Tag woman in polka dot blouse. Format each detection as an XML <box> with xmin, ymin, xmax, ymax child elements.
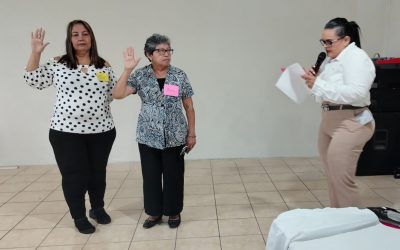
<box><xmin>113</xmin><ymin>34</ymin><xmax>196</xmax><ymax>229</ymax></box>
<box><xmin>24</xmin><ymin>20</ymin><xmax>116</xmax><ymax>234</ymax></box>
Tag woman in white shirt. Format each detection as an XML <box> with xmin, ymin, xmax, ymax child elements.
<box><xmin>302</xmin><ymin>18</ymin><xmax>375</xmax><ymax>208</ymax></box>
<box><xmin>24</xmin><ymin>20</ymin><xmax>116</xmax><ymax>234</ymax></box>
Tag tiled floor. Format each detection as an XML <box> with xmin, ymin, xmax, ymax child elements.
<box><xmin>0</xmin><ymin>157</ymin><xmax>399</xmax><ymax>249</ymax></box>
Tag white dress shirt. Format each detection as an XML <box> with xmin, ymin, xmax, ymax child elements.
<box><xmin>312</xmin><ymin>42</ymin><xmax>375</xmax><ymax>107</ymax></box>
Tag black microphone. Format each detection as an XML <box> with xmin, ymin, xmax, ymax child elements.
<box><xmin>312</xmin><ymin>52</ymin><xmax>326</xmax><ymax>74</ymax></box>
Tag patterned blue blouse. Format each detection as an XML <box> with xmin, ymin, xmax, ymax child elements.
<box><xmin>128</xmin><ymin>65</ymin><xmax>194</xmax><ymax>149</ymax></box>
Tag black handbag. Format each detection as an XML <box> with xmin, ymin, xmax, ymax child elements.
<box><xmin>368</xmin><ymin>207</ymin><xmax>400</xmax><ymax>229</ymax></box>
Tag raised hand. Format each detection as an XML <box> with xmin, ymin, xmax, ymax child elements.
<box><xmin>123</xmin><ymin>47</ymin><xmax>140</xmax><ymax>71</ymax></box>
<box><xmin>31</xmin><ymin>28</ymin><xmax>50</xmax><ymax>54</ymax></box>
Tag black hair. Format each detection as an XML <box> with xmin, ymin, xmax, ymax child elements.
<box><xmin>324</xmin><ymin>17</ymin><xmax>361</xmax><ymax>48</ymax></box>
<box><xmin>144</xmin><ymin>34</ymin><xmax>171</xmax><ymax>61</ymax></box>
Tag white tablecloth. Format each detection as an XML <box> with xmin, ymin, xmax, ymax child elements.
<box><xmin>288</xmin><ymin>223</ymin><xmax>400</xmax><ymax>250</ymax></box>
<box><xmin>266</xmin><ymin>207</ymin><xmax>382</xmax><ymax>250</ymax></box>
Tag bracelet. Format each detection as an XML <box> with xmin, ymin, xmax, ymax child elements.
<box><xmin>187</xmin><ymin>135</ymin><xmax>196</xmax><ymax>138</ymax></box>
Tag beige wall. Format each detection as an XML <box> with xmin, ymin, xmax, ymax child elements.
<box><xmin>0</xmin><ymin>0</ymin><xmax>393</xmax><ymax>166</ymax></box>
<box><xmin>382</xmin><ymin>0</ymin><xmax>400</xmax><ymax>56</ymax></box>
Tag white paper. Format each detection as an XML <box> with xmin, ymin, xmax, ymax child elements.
<box><xmin>355</xmin><ymin>109</ymin><xmax>374</xmax><ymax>125</ymax></box>
<box><xmin>275</xmin><ymin>63</ymin><xmax>311</xmax><ymax>104</ymax></box>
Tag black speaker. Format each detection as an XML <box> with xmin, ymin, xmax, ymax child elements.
<box><xmin>374</xmin><ymin>63</ymin><xmax>400</xmax><ymax>87</ymax></box>
<box><xmin>369</xmin><ymin>88</ymin><xmax>400</xmax><ymax>112</ymax></box>
<box><xmin>356</xmin><ymin>112</ymin><xmax>400</xmax><ymax>176</ymax></box>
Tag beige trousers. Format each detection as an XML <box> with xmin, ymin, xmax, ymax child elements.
<box><xmin>318</xmin><ymin>108</ymin><xmax>375</xmax><ymax>208</ymax></box>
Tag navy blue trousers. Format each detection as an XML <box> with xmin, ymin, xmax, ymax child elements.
<box><xmin>138</xmin><ymin>143</ymin><xmax>185</xmax><ymax>216</ymax></box>
<box><xmin>49</xmin><ymin>128</ymin><xmax>115</xmax><ymax>219</ymax></box>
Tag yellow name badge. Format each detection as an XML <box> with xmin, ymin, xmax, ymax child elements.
<box><xmin>96</xmin><ymin>72</ymin><xmax>110</xmax><ymax>82</ymax></box>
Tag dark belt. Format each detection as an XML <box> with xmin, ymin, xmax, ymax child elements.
<box><xmin>321</xmin><ymin>104</ymin><xmax>365</xmax><ymax>111</ymax></box>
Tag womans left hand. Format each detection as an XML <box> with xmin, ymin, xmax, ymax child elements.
<box><xmin>186</xmin><ymin>136</ymin><xmax>196</xmax><ymax>151</ymax></box>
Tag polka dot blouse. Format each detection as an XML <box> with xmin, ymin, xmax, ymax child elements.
<box><xmin>23</xmin><ymin>58</ymin><xmax>116</xmax><ymax>134</ymax></box>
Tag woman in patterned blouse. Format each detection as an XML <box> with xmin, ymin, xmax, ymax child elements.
<box><xmin>113</xmin><ymin>34</ymin><xmax>196</xmax><ymax>229</ymax></box>
<box><xmin>24</xmin><ymin>20</ymin><xmax>116</xmax><ymax>234</ymax></box>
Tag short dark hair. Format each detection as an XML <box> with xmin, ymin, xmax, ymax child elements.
<box><xmin>144</xmin><ymin>34</ymin><xmax>171</xmax><ymax>61</ymax></box>
<box><xmin>324</xmin><ymin>17</ymin><xmax>361</xmax><ymax>48</ymax></box>
<box><xmin>58</xmin><ymin>20</ymin><xmax>105</xmax><ymax>69</ymax></box>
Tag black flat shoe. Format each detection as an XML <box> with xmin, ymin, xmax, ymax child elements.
<box><xmin>143</xmin><ymin>216</ymin><xmax>162</xmax><ymax>229</ymax></box>
<box><xmin>89</xmin><ymin>207</ymin><xmax>111</xmax><ymax>224</ymax></box>
<box><xmin>168</xmin><ymin>214</ymin><xmax>181</xmax><ymax>228</ymax></box>
<box><xmin>74</xmin><ymin>217</ymin><xmax>95</xmax><ymax>234</ymax></box>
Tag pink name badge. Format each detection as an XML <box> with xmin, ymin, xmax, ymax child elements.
<box><xmin>163</xmin><ymin>84</ymin><xmax>179</xmax><ymax>97</ymax></box>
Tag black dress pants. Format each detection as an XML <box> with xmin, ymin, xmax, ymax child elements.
<box><xmin>49</xmin><ymin>128</ymin><xmax>116</xmax><ymax>219</ymax></box>
<box><xmin>138</xmin><ymin>143</ymin><xmax>185</xmax><ymax>216</ymax></box>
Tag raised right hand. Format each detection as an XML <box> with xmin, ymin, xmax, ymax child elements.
<box><xmin>31</xmin><ymin>28</ymin><xmax>49</xmax><ymax>54</ymax></box>
<box><xmin>123</xmin><ymin>47</ymin><xmax>141</xmax><ymax>71</ymax></box>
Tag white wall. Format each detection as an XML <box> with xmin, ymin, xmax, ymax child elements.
<box><xmin>0</xmin><ymin>0</ymin><xmax>392</xmax><ymax>166</ymax></box>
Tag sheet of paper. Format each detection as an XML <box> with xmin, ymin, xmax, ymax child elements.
<box><xmin>275</xmin><ymin>63</ymin><xmax>311</xmax><ymax>104</ymax></box>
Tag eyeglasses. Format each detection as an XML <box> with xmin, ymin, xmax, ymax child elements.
<box><xmin>319</xmin><ymin>37</ymin><xmax>344</xmax><ymax>47</ymax></box>
<box><xmin>154</xmin><ymin>48</ymin><xmax>174</xmax><ymax>55</ymax></box>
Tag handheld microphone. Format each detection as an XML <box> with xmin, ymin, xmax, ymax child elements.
<box><xmin>312</xmin><ymin>52</ymin><xmax>326</xmax><ymax>74</ymax></box>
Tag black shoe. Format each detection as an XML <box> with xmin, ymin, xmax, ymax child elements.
<box><xmin>89</xmin><ymin>207</ymin><xmax>112</xmax><ymax>224</ymax></box>
<box><xmin>168</xmin><ymin>214</ymin><xmax>181</xmax><ymax>228</ymax></box>
<box><xmin>143</xmin><ymin>216</ymin><xmax>162</xmax><ymax>229</ymax></box>
<box><xmin>74</xmin><ymin>217</ymin><xmax>95</xmax><ymax>234</ymax></box>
